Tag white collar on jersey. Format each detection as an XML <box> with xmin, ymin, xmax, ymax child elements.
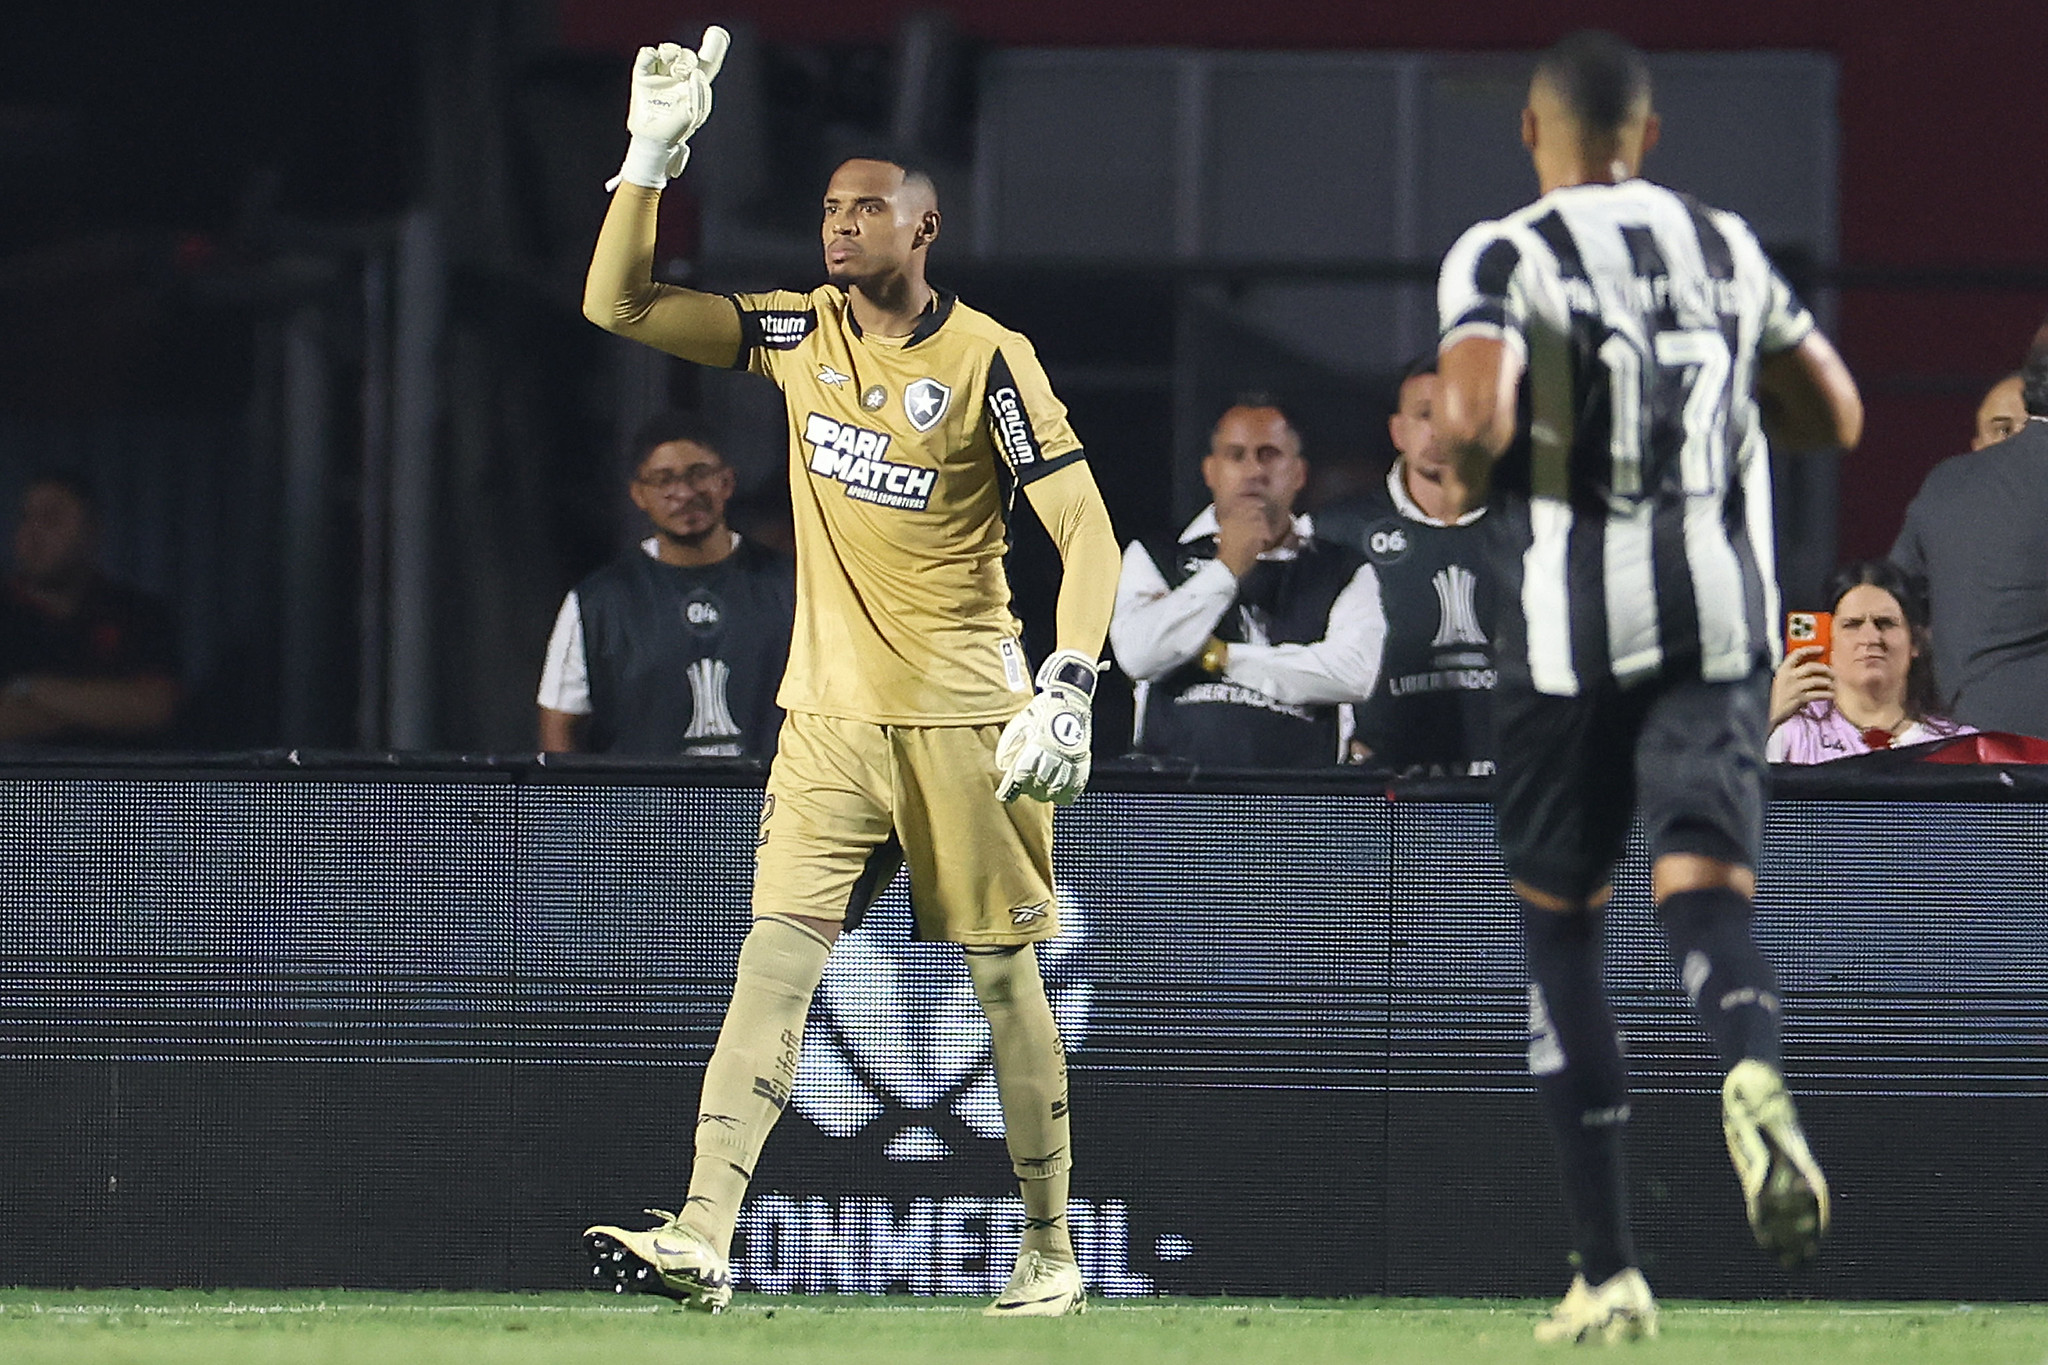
<box><xmin>1180</xmin><ymin>506</ymin><xmax>1315</xmax><ymax>560</ymax></box>
<box><xmin>1387</xmin><ymin>458</ymin><xmax>1487</xmax><ymax>528</ymax></box>
<box><xmin>640</xmin><ymin>531</ymin><xmax>741</xmax><ymax>559</ymax></box>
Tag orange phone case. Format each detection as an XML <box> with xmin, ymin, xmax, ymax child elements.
<box><xmin>1785</xmin><ymin>611</ymin><xmax>1832</xmax><ymax>662</ymax></box>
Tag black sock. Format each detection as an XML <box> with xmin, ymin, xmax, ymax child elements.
<box><xmin>1521</xmin><ymin>899</ymin><xmax>1636</xmax><ymax>1285</ymax></box>
<box><xmin>1658</xmin><ymin>887</ymin><xmax>1783</xmax><ymax>1070</ymax></box>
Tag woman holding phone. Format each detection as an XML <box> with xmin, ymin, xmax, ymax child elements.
<box><xmin>1767</xmin><ymin>560</ymin><xmax>1974</xmax><ymax>763</ymax></box>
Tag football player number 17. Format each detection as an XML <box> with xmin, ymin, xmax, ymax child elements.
<box><xmin>1601</xmin><ymin>328</ymin><xmax>1735</xmax><ymax>499</ymax></box>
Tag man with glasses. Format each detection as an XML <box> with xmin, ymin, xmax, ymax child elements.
<box><xmin>537</xmin><ymin>410</ymin><xmax>795</xmax><ymax>757</ymax></box>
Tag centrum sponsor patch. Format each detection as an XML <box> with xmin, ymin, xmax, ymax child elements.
<box><xmin>802</xmin><ymin>413</ymin><xmax>937</xmax><ymax>510</ymax></box>
<box><xmin>986</xmin><ymin>383</ymin><xmax>1038</xmax><ymax>468</ymax></box>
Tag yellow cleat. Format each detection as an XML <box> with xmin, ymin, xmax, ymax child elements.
<box><xmin>1534</xmin><ymin>1269</ymin><xmax>1658</xmax><ymax>1344</ymax></box>
<box><xmin>582</xmin><ymin>1210</ymin><xmax>732</xmax><ymax>1312</ymax></box>
<box><xmin>984</xmin><ymin>1249</ymin><xmax>1087</xmax><ymax>1317</ymax></box>
<box><xmin>1723</xmin><ymin>1058</ymin><xmax>1831</xmax><ymax>1268</ymax></box>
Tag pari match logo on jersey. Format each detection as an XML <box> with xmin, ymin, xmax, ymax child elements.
<box><xmin>802</xmin><ymin>412</ymin><xmax>938</xmax><ymax>510</ymax></box>
<box><xmin>725</xmin><ymin>886</ymin><xmax>1184</xmax><ymax>1297</ymax></box>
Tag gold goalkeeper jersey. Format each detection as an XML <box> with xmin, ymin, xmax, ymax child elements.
<box><xmin>729</xmin><ymin>285</ymin><xmax>1086</xmax><ymax>725</ymax></box>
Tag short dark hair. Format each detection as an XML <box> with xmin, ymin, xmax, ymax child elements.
<box><xmin>1390</xmin><ymin>353</ymin><xmax>1438</xmax><ymax>414</ymax></box>
<box><xmin>2023</xmin><ymin>344</ymin><xmax>2048</xmax><ymax>418</ymax></box>
<box><xmin>1825</xmin><ymin>559</ymin><xmax>1946</xmax><ymax>721</ymax></box>
<box><xmin>1534</xmin><ymin>30</ymin><xmax>1653</xmax><ymax>139</ymax></box>
<box><xmin>627</xmin><ymin>411</ymin><xmax>723</xmax><ymax>478</ymax></box>
<box><xmin>837</xmin><ymin>153</ymin><xmax>940</xmax><ymax>207</ymax></box>
<box><xmin>1213</xmin><ymin>391</ymin><xmax>1303</xmax><ymax>452</ymax></box>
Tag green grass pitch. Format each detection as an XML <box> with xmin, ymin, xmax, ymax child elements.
<box><xmin>0</xmin><ymin>1291</ymin><xmax>2041</xmax><ymax>1364</ymax></box>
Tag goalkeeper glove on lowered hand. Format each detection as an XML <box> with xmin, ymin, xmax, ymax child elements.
<box><xmin>608</xmin><ymin>26</ymin><xmax>730</xmax><ymax>191</ymax></box>
<box><xmin>996</xmin><ymin>650</ymin><xmax>1097</xmax><ymax>806</ymax></box>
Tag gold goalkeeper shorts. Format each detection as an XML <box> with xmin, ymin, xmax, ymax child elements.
<box><xmin>751</xmin><ymin>710</ymin><xmax>1059</xmax><ymax>946</ymax></box>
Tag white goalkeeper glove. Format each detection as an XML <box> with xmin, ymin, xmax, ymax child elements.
<box><xmin>608</xmin><ymin>26</ymin><xmax>730</xmax><ymax>192</ymax></box>
<box><xmin>996</xmin><ymin>650</ymin><xmax>1098</xmax><ymax>806</ymax></box>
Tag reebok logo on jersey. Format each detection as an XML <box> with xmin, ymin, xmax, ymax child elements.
<box><xmin>803</xmin><ymin>413</ymin><xmax>937</xmax><ymax>510</ymax></box>
<box><xmin>1010</xmin><ymin>900</ymin><xmax>1050</xmax><ymax>926</ymax></box>
<box><xmin>816</xmin><ymin>364</ymin><xmax>851</xmax><ymax>385</ymax></box>
<box><xmin>986</xmin><ymin>384</ymin><xmax>1039</xmax><ymax>468</ymax></box>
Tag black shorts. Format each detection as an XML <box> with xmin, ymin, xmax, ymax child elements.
<box><xmin>1492</xmin><ymin>669</ymin><xmax>1770</xmax><ymax>902</ymax></box>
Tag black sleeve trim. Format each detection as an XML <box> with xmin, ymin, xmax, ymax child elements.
<box><xmin>722</xmin><ymin>295</ymin><xmax>752</xmax><ymax>370</ymax></box>
<box><xmin>1017</xmin><ymin>446</ymin><xmax>1086</xmax><ymax>486</ymax></box>
<box><xmin>727</xmin><ymin>296</ymin><xmax>818</xmax><ymax>370</ymax></box>
<box><xmin>986</xmin><ymin>347</ymin><xmax>1047</xmax><ymax>474</ymax></box>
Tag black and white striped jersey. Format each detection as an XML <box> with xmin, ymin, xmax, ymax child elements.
<box><xmin>1438</xmin><ymin>179</ymin><xmax>1814</xmax><ymax>696</ymax></box>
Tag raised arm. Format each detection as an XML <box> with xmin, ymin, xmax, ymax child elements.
<box><xmin>583</xmin><ymin>186</ymin><xmax>742</xmax><ymax>367</ymax></box>
<box><xmin>582</xmin><ymin>30</ymin><xmax>743</xmax><ymax>367</ymax></box>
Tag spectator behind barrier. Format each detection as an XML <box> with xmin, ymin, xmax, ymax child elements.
<box><xmin>0</xmin><ymin>472</ymin><xmax>180</xmax><ymax>747</ymax></box>
<box><xmin>1889</xmin><ymin>339</ymin><xmax>2048</xmax><ymax>739</ymax></box>
<box><xmin>1768</xmin><ymin>560</ymin><xmax>1973</xmax><ymax>763</ymax></box>
<box><xmin>537</xmin><ymin>412</ymin><xmax>795</xmax><ymax>757</ymax></box>
<box><xmin>1972</xmin><ymin>372</ymin><xmax>2026</xmax><ymax>450</ymax></box>
<box><xmin>1110</xmin><ymin>395</ymin><xmax>1384</xmax><ymax>767</ymax></box>
<box><xmin>1316</xmin><ymin>355</ymin><xmax>1498</xmax><ymax>775</ymax></box>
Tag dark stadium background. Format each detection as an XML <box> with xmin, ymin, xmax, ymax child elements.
<box><xmin>3</xmin><ymin>0</ymin><xmax>2045</xmax><ymax>753</ymax></box>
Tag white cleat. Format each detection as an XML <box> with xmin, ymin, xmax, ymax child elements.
<box><xmin>582</xmin><ymin>1210</ymin><xmax>732</xmax><ymax>1312</ymax></box>
<box><xmin>984</xmin><ymin>1249</ymin><xmax>1087</xmax><ymax>1317</ymax></box>
<box><xmin>1533</xmin><ymin>1268</ymin><xmax>1658</xmax><ymax>1345</ymax></box>
<box><xmin>1723</xmin><ymin>1058</ymin><xmax>1831</xmax><ymax>1268</ymax></box>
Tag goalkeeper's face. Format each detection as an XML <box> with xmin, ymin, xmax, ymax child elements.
<box><xmin>821</xmin><ymin>159</ymin><xmax>939</xmax><ymax>289</ymax></box>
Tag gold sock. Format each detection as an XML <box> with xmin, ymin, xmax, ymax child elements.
<box><xmin>1019</xmin><ymin>1168</ymin><xmax>1074</xmax><ymax>1262</ymax></box>
<box><xmin>967</xmin><ymin>944</ymin><xmax>1076</xmax><ymax>1262</ymax></box>
<box><xmin>678</xmin><ymin>915</ymin><xmax>830</xmax><ymax>1259</ymax></box>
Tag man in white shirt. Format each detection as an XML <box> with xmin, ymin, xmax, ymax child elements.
<box><xmin>1109</xmin><ymin>397</ymin><xmax>1384</xmax><ymax>767</ymax></box>
<box><xmin>1318</xmin><ymin>357</ymin><xmax>1497</xmax><ymax>774</ymax></box>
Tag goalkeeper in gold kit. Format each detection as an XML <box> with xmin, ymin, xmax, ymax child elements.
<box><xmin>578</xmin><ymin>29</ymin><xmax>1119</xmax><ymax>1317</ymax></box>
